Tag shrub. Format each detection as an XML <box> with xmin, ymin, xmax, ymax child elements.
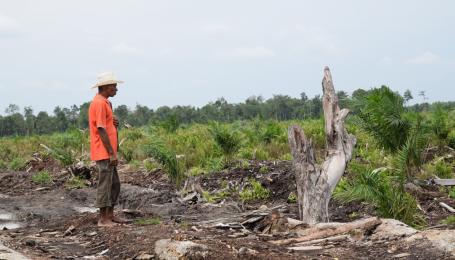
<box><xmin>209</xmin><ymin>122</ymin><xmax>241</xmax><ymax>161</ymax></box>
<box><xmin>334</xmin><ymin>168</ymin><xmax>425</xmax><ymax>227</ymax></box>
<box><xmin>141</xmin><ymin>136</ymin><xmax>184</xmax><ymax>186</ymax></box>
<box><xmin>357</xmin><ymin>86</ymin><xmax>410</xmax><ymax>153</ymax></box>
<box><xmin>240</xmin><ymin>179</ymin><xmax>270</xmax><ymax>202</ymax></box>
<box><xmin>32</xmin><ymin>170</ymin><xmax>52</xmax><ymax>185</ymax></box>
<box><xmin>260</xmin><ymin>121</ymin><xmax>282</xmax><ymax>144</ymax></box>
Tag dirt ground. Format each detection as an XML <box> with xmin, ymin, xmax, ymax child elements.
<box><xmin>0</xmin><ymin>159</ymin><xmax>454</xmax><ymax>259</ymax></box>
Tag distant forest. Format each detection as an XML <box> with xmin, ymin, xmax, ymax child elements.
<box><xmin>1</xmin><ymin>87</ymin><xmax>453</xmax><ymax>137</ymax></box>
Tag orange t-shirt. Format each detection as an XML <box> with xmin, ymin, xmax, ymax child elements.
<box><xmin>88</xmin><ymin>94</ymin><xmax>118</xmax><ymax>161</ymax></box>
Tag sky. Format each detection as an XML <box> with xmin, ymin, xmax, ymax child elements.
<box><xmin>1</xmin><ymin>0</ymin><xmax>454</xmax><ymax>114</ymax></box>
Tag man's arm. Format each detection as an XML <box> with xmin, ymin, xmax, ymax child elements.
<box><xmin>97</xmin><ymin>127</ymin><xmax>118</xmax><ymax>166</ymax></box>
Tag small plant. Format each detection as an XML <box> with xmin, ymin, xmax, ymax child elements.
<box><xmin>202</xmin><ymin>190</ymin><xmax>229</xmax><ymax>203</ymax></box>
<box><xmin>448</xmin><ymin>130</ymin><xmax>455</xmax><ymax>149</ymax></box>
<box><xmin>144</xmin><ymin>159</ymin><xmax>161</xmax><ymax>172</ymax></box>
<box><xmin>141</xmin><ymin>136</ymin><xmax>184</xmax><ymax>186</ymax></box>
<box><xmin>287</xmin><ymin>192</ymin><xmax>297</xmax><ymax>203</ymax></box>
<box><xmin>66</xmin><ymin>176</ymin><xmax>87</xmax><ymax>189</ymax></box>
<box><xmin>32</xmin><ymin>170</ymin><xmax>52</xmax><ymax>185</ymax></box>
<box><xmin>128</xmin><ymin>160</ymin><xmax>142</xmax><ymax>170</ymax></box>
<box><xmin>239</xmin><ymin>179</ymin><xmax>270</xmax><ymax>202</ymax></box>
<box><xmin>259</xmin><ymin>165</ymin><xmax>269</xmax><ymax>174</ymax></box>
<box><xmin>9</xmin><ymin>157</ymin><xmax>26</xmax><ymax>171</ymax></box>
<box><xmin>238</xmin><ymin>160</ymin><xmax>251</xmax><ymax>170</ymax></box>
<box><xmin>433</xmin><ymin>160</ymin><xmax>453</xmax><ymax>179</ymax></box>
<box><xmin>188</xmin><ymin>167</ymin><xmax>205</xmax><ymax>176</ymax></box>
<box><xmin>260</xmin><ymin>121</ymin><xmax>282</xmax><ymax>144</ymax></box>
<box><xmin>449</xmin><ymin>187</ymin><xmax>455</xmax><ymax>199</ymax></box>
<box><xmin>0</xmin><ymin>160</ymin><xmax>7</xmax><ymax>170</ymax></box>
<box><xmin>209</xmin><ymin>122</ymin><xmax>241</xmax><ymax>162</ymax></box>
<box><xmin>134</xmin><ymin>217</ymin><xmax>161</xmax><ymax>225</ymax></box>
<box><xmin>334</xmin><ymin>168</ymin><xmax>425</xmax><ymax>227</ymax></box>
<box><xmin>440</xmin><ymin>216</ymin><xmax>455</xmax><ymax>225</ymax></box>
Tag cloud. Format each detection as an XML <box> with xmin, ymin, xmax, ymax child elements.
<box><xmin>111</xmin><ymin>42</ymin><xmax>139</xmax><ymax>54</ymax></box>
<box><xmin>201</xmin><ymin>24</ymin><xmax>231</xmax><ymax>34</ymax></box>
<box><xmin>406</xmin><ymin>51</ymin><xmax>441</xmax><ymax>65</ymax></box>
<box><xmin>0</xmin><ymin>14</ymin><xmax>20</xmax><ymax>37</ymax></box>
<box><xmin>218</xmin><ymin>46</ymin><xmax>276</xmax><ymax>60</ymax></box>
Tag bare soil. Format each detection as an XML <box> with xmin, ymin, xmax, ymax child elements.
<box><xmin>0</xmin><ymin>159</ymin><xmax>454</xmax><ymax>259</ymax></box>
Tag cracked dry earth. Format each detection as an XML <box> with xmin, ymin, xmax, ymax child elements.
<box><xmin>0</xmin><ymin>160</ymin><xmax>454</xmax><ymax>259</ymax></box>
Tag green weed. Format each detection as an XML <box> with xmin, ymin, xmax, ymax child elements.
<box><xmin>240</xmin><ymin>179</ymin><xmax>270</xmax><ymax>202</ymax></box>
<box><xmin>9</xmin><ymin>157</ymin><xmax>26</xmax><ymax>171</ymax></box>
<box><xmin>134</xmin><ymin>217</ymin><xmax>161</xmax><ymax>225</ymax></box>
<box><xmin>66</xmin><ymin>176</ymin><xmax>87</xmax><ymax>189</ymax></box>
<box><xmin>32</xmin><ymin>170</ymin><xmax>52</xmax><ymax>185</ymax></box>
<box><xmin>440</xmin><ymin>216</ymin><xmax>455</xmax><ymax>225</ymax></box>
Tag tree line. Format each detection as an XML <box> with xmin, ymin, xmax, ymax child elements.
<box><xmin>1</xmin><ymin>87</ymin><xmax>453</xmax><ymax>137</ymax></box>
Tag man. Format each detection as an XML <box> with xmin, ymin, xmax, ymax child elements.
<box><xmin>89</xmin><ymin>72</ymin><xmax>129</xmax><ymax>227</ymax></box>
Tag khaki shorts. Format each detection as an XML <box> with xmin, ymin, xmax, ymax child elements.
<box><xmin>95</xmin><ymin>159</ymin><xmax>120</xmax><ymax>208</ymax></box>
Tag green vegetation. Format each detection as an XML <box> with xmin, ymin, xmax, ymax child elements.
<box><xmin>32</xmin><ymin>170</ymin><xmax>52</xmax><ymax>185</ymax></box>
<box><xmin>240</xmin><ymin>179</ymin><xmax>270</xmax><ymax>202</ymax></box>
<box><xmin>65</xmin><ymin>176</ymin><xmax>87</xmax><ymax>189</ymax></box>
<box><xmin>9</xmin><ymin>157</ymin><xmax>27</xmax><ymax>171</ymax></box>
<box><xmin>134</xmin><ymin>217</ymin><xmax>161</xmax><ymax>225</ymax></box>
<box><xmin>1</xmin><ymin>87</ymin><xmax>455</xmax><ymax>228</ymax></box>
<box><xmin>440</xmin><ymin>216</ymin><xmax>455</xmax><ymax>225</ymax></box>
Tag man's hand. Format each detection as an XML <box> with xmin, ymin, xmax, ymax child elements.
<box><xmin>113</xmin><ymin>116</ymin><xmax>119</xmax><ymax>128</ymax></box>
<box><xmin>109</xmin><ymin>153</ymin><xmax>118</xmax><ymax>166</ymax></box>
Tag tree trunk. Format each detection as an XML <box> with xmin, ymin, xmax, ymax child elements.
<box><xmin>288</xmin><ymin>67</ymin><xmax>356</xmax><ymax>224</ymax></box>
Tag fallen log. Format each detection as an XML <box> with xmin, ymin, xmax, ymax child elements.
<box><xmin>270</xmin><ymin>217</ymin><xmax>381</xmax><ymax>246</ymax></box>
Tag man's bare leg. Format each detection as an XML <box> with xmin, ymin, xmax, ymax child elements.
<box><xmin>107</xmin><ymin>207</ymin><xmax>131</xmax><ymax>224</ymax></box>
<box><xmin>98</xmin><ymin>207</ymin><xmax>117</xmax><ymax>227</ymax></box>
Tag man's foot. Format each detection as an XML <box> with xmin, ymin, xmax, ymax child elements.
<box><xmin>112</xmin><ymin>215</ymin><xmax>132</xmax><ymax>224</ymax></box>
<box><xmin>97</xmin><ymin>219</ymin><xmax>118</xmax><ymax>227</ymax></box>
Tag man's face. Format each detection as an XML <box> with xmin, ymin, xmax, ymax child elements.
<box><xmin>105</xmin><ymin>84</ymin><xmax>118</xmax><ymax>97</ymax></box>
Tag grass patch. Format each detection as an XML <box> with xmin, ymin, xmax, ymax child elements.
<box><xmin>239</xmin><ymin>178</ymin><xmax>270</xmax><ymax>202</ymax></box>
<box><xmin>65</xmin><ymin>176</ymin><xmax>87</xmax><ymax>189</ymax></box>
<box><xmin>32</xmin><ymin>170</ymin><xmax>52</xmax><ymax>185</ymax></box>
<box><xmin>134</xmin><ymin>217</ymin><xmax>161</xmax><ymax>225</ymax></box>
<box><xmin>440</xmin><ymin>215</ymin><xmax>455</xmax><ymax>225</ymax></box>
<box><xmin>9</xmin><ymin>157</ymin><xmax>27</xmax><ymax>171</ymax></box>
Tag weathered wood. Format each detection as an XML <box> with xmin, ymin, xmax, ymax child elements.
<box><xmin>270</xmin><ymin>217</ymin><xmax>381</xmax><ymax>246</ymax></box>
<box><xmin>288</xmin><ymin>67</ymin><xmax>356</xmax><ymax>224</ymax></box>
<box><xmin>292</xmin><ymin>234</ymin><xmax>349</xmax><ymax>246</ymax></box>
<box><xmin>439</xmin><ymin>202</ymin><xmax>455</xmax><ymax>213</ymax></box>
<box><xmin>432</xmin><ymin>179</ymin><xmax>455</xmax><ymax>186</ymax></box>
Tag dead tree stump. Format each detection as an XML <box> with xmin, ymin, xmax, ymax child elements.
<box><xmin>288</xmin><ymin>67</ymin><xmax>356</xmax><ymax>224</ymax></box>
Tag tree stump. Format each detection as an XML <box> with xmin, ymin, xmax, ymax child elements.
<box><xmin>288</xmin><ymin>67</ymin><xmax>356</xmax><ymax>224</ymax></box>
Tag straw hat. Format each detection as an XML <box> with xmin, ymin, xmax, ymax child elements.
<box><xmin>92</xmin><ymin>72</ymin><xmax>124</xmax><ymax>88</ymax></box>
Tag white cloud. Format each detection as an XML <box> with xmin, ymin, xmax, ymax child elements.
<box><xmin>218</xmin><ymin>46</ymin><xmax>276</xmax><ymax>60</ymax></box>
<box><xmin>0</xmin><ymin>14</ymin><xmax>20</xmax><ymax>36</ymax></box>
<box><xmin>406</xmin><ymin>51</ymin><xmax>441</xmax><ymax>65</ymax></box>
<box><xmin>201</xmin><ymin>24</ymin><xmax>231</xmax><ymax>34</ymax></box>
<box><xmin>111</xmin><ymin>42</ymin><xmax>139</xmax><ymax>54</ymax></box>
